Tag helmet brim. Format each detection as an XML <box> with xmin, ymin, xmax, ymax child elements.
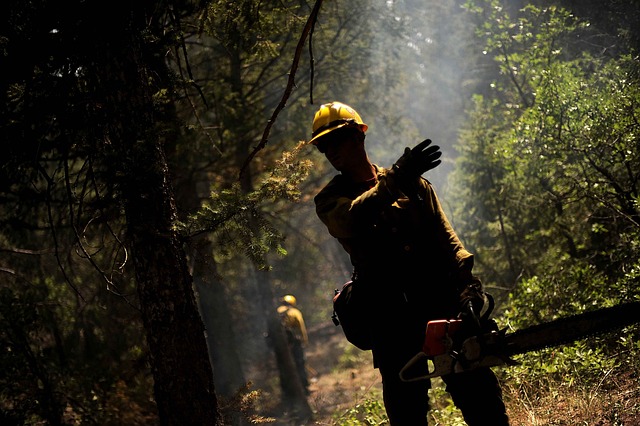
<box><xmin>308</xmin><ymin>122</ymin><xmax>368</xmax><ymax>145</ymax></box>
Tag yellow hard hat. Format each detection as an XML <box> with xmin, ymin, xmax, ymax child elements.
<box><xmin>308</xmin><ymin>101</ymin><xmax>368</xmax><ymax>146</ymax></box>
<box><xmin>283</xmin><ymin>294</ymin><xmax>297</xmax><ymax>306</ymax></box>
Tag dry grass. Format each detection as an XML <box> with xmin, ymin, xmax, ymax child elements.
<box><xmin>504</xmin><ymin>370</ymin><xmax>640</xmax><ymax>426</ymax></box>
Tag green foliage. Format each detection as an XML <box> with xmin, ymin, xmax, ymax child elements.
<box><xmin>453</xmin><ymin>1</ymin><xmax>640</xmax><ymax>309</ymax></box>
<box><xmin>503</xmin><ymin>264</ymin><xmax>616</xmax><ymax>327</ymax></box>
<box><xmin>332</xmin><ymin>396</ymin><xmax>388</xmax><ymax>426</ymax></box>
<box><xmin>427</xmin><ymin>378</ymin><xmax>467</xmax><ymax>425</ymax></box>
<box><xmin>500</xmin><ymin>327</ymin><xmax>640</xmax><ymax>425</ymax></box>
<box><xmin>335</xmin><ymin>344</ymin><xmax>371</xmax><ymax>370</ymax></box>
<box><xmin>499</xmin><ymin>261</ymin><xmax>640</xmax><ymax>395</ymax></box>
<box><xmin>506</xmin><ymin>339</ymin><xmax>620</xmax><ymax>387</ymax></box>
<box><xmin>0</xmin><ymin>276</ymin><xmax>156</xmax><ymax>424</ymax></box>
<box><xmin>176</xmin><ymin>142</ymin><xmax>312</xmax><ymax>270</ymax></box>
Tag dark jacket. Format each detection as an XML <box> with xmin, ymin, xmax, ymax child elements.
<box><xmin>315</xmin><ymin>165</ymin><xmax>481</xmax><ymax>359</ymax></box>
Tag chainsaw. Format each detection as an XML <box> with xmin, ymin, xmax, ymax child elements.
<box><xmin>399</xmin><ymin>297</ymin><xmax>640</xmax><ymax>382</ymax></box>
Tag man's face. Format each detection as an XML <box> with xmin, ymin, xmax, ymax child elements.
<box><xmin>316</xmin><ymin>129</ymin><xmax>363</xmax><ymax>172</ymax></box>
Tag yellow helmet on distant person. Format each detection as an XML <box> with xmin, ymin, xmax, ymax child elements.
<box><xmin>283</xmin><ymin>294</ymin><xmax>297</xmax><ymax>306</ymax></box>
<box><xmin>308</xmin><ymin>101</ymin><xmax>368</xmax><ymax>145</ymax></box>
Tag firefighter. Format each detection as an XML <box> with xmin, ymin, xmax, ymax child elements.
<box><xmin>277</xmin><ymin>294</ymin><xmax>310</xmax><ymax>394</ymax></box>
<box><xmin>308</xmin><ymin>101</ymin><xmax>509</xmax><ymax>425</ymax></box>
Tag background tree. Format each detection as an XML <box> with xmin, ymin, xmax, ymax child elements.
<box><xmin>0</xmin><ymin>0</ymin><xmax>223</xmax><ymax>424</ymax></box>
<box><xmin>453</xmin><ymin>0</ymin><xmax>640</xmax><ymax>310</ymax></box>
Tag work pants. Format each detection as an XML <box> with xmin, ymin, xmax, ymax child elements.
<box><xmin>289</xmin><ymin>338</ymin><xmax>309</xmax><ymax>392</ymax></box>
<box><xmin>379</xmin><ymin>359</ymin><xmax>509</xmax><ymax>426</ymax></box>
<box><xmin>442</xmin><ymin>368</ymin><xmax>510</xmax><ymax>426</ymax></box>
<box><xmin>379</xmin><ymin>364</ymin><xmax>430</xmax><ymax>425</ymax></box>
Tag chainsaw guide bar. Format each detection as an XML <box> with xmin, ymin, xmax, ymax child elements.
<box><xmin>505</xmin><ymin>301</ymin><xmax>640</xmax><ymax>355</ymax></box>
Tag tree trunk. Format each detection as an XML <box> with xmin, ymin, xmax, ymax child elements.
<box><xmin>191</xmin><ymin>239</ymin><xmax>247</xmax><ymax>399</ymax></box>
<box><xmin>87</xmin><ymin>5</ymin><xmax>222</xmax><ymax>425</ymax></box>
<box><xmin>128</xmin><ymin>175</ymin><xmax>220</xmax><ymax>425</ymax></box>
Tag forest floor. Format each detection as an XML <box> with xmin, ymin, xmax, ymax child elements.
<box><xmin>253</xmin><ymin>321</ymin><xmax>640</xmax><ymax>426</ymax></box>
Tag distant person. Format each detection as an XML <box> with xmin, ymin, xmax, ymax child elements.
<box><xmin>277</xmin><ymin>294</ymin><xmax>310</xmax><ymax>394</ymax></box>
<box><xmin>308</xmin><ymin>101</ymin><xmax>509</xmax><ymax>425</ymax></box>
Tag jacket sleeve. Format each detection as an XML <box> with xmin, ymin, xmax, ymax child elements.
<box><xmin>314</xmin><ymin>168</ymin><xmax>412</xmax><ymax>239</ymax></box>
<box><xmin>419</xmin><ymin>179</ymin><xmax>485</xmax><ymax>303</ymax></box>
<box><xmin>314</xmin><ymin>168</ymin><xmax>402</xmax><ymax>239</ymax></box>
<box><xmin>294</xmin><ymin>309</ymin><xmax>309</xmax><ymax>346</ymax></box>
<box><xmin>421</xmin><ymin>179</ymin><xmax>474</xmax><ymax>271</ymax></box>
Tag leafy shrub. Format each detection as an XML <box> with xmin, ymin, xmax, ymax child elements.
<box><xmin>332</xmin><ymin>397</ymin><xmax>388</xmax><ymax>425</ymax></box>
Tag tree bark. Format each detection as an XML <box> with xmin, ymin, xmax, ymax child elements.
<box><xmin>87</xmin><ymin>4</ymin><xmax>222</xmax><ymax>425</ymax></box>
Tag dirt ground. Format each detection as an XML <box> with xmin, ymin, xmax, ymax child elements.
<box><xmin>304</xmin><ymin>322</ymin><xmax>382</xmax><ymax>425</ymax></box>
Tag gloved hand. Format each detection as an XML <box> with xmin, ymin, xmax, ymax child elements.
<box><xmin>390</xmin><ymin>139</ymin><xmax>442</xmax><ymax>199</ymax></box>
<box><xmin>458</xmin><ymin>272</ymin><xmax>485</xmax><ymax>325</ymax></box>
<box><xmin>459</xmin><ymin>280</ymin><xmax>484</xmax><ymax>312</ymax></box>
<box><xmin>392</xmin><ymin>138</ymin><xmax>442</xmax><ymax>179</ymax></box>
<box><xmin>457</xmin><ymin>272</ymin><xmax>496</xmax><ymax>335</ymax></box>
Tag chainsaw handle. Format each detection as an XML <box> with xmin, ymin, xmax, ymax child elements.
<box><xmin>460</xmin><ymin>292</ymin><xmax>495</xmax><ymax>326</ymax></box>
<box><xmin>461</xmin><ymin>300</ymin><xmax>482</xmax><ymax>332</ymax></box>
<box><xmin>481</xmin><ymin>292</ymin><xmax>495</xmax><ymax>322</ymax></box>
<box><xmin>399</xmin><ymin>352</ymin><xmax>457</xmax><ymax>382</ymax></box>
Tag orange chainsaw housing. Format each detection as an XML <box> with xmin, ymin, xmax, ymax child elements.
<box><xmin>422</xmin><ymin>319</ymin><xmax>463</xmax><ymax>356</ymax></box>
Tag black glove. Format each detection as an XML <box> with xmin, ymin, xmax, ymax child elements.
<box><xmin>392</xmin><ymin>138</ymin><xmax>442</xmax><ymax>179</ymax></box>
<box><xmin>456</xmin><ymin>271</ymin><xmax>484</xmax><ymax>331</ymax></box>
<box><xmin>391</xmin><ymin>139</ymin><xmax>442</xmax><ymax>199</ymax></box>
<box><xmin>458</xmin><ymin>274</ymin><xmax>485</xmax><ymax>314</ymax></box>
